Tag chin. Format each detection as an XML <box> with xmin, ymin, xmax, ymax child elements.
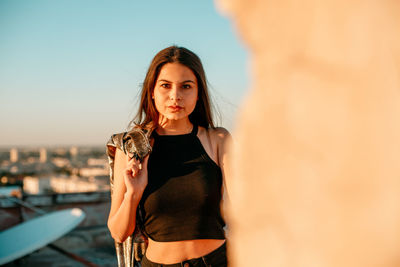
<box><xmin>169</xmin><ymin>116</ymin><xmax>186</xmax><ymax>121</ymax></box>
<box><xmin>162</xmin><ymin>114</ymin><xmax>185</xmax><ymax>121</ymax></box>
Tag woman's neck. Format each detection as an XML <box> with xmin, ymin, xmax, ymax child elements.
<box><xmin>156</xmin><ymin>118</ymin><xmax>193</xmax><ymax>135</ymax></box>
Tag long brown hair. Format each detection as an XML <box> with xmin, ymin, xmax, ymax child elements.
<box><xmin>131</xmin><ymin>46</ymin><xmax>215</xmax><ymax>130</ymax></box>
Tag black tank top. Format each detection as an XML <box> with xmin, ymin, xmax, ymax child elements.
<box><xmin>139</xmin><ymin>125</ymin><xmax>225</xmax><ymax>242</ymax></box>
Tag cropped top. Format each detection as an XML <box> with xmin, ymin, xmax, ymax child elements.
<box><xmin>139</xmin><ymin>125</ymin><xmax>225</xmax><ymax>242</ymax></box>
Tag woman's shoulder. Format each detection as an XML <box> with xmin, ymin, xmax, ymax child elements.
<box><xmin>210</xmin><ymin>127</ymin><xmax>230</xmax><ymax>140</ymax></box>
<box><xmin>199</xmin><ymin>126</ymin><xmax>232</xmax><ymax>168</ymax></box>
<box><xmin>213</xmin><ymin>126</ymin><xmax>230</xmax><ymax>135</ymax></box>
<box><xmin>199</xmin><ymin>126</ymin><xmax>231</xmax><ymax>146</ymax></box>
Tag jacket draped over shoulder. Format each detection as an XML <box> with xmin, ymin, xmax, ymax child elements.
<box><xmin>106</xmin><ymin>127</ymin><xmax>152</xmax><ymax>267</ymax></box>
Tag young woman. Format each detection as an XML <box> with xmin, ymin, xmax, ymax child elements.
<box><xmin>107</xmin><ymin>46</ymin><xmax>231</xmax><ymax>267</ymax></box>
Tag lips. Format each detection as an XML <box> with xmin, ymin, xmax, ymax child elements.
<box><xmin>168</xmin><ymin>105</ymin><xmax>183</xmax><ymax>112</ymax></box>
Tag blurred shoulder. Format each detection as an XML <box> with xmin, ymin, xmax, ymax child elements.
<box><xmin>206</xmin><ymin>126</ymin><xmax>232</xmax><ymax>146</ymax></box>
<box><xmin>211</xmin><ymin>126</ymin><xmax>230</xmax><ymax>137</ymax></box>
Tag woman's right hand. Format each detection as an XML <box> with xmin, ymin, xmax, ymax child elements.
<box><xmin>123</xmin><ymin>155</ymin><xmax>149</xmax><ymax>196</ymax></box>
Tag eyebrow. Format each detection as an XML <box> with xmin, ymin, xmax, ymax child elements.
<box><xmin>158</xmin><ymin>79</ymin><xmax>196</xmax><ymax>84</ymax></box>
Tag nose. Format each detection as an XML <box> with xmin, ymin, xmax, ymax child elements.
<box><xmin>169</xmin><ymin>85</ymin><xmax>182</xmax><ymax>101</ymax></box>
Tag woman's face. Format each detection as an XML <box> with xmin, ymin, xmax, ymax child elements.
<box><xmin>152</xmin><ymin>62</ymin><xmax>198</xmax><ymax>123</ymax></box>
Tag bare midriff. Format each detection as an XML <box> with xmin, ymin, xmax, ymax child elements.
<box><xmin>145</xmin><ymin>238</ymin><xmax>226</xmax><ymax>264</ymax></box>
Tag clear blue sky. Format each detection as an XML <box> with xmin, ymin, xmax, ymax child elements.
<box><xmin>0</xmin><ymin>0</ymin><xmax>249</xmax><ymax>147</ymax></box>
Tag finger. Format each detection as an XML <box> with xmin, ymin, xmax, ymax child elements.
<box><xmin>126</xmin><ymin>155</ymin><xmax>146</xmax><ymax>173</ymax></box>
<box><xmin>133</xmin><ymin>158</ymin><xmax>142</xmax><ymax>170</ymax></box>
<box><xmin>137</xmin><ymin>155</ymin><xmax>149</xmax><ymax>172</ymax></box>
<box><xmin>133</xmin><ymin>158</ymin><xmax>140</xmax><ymax>165</ymax></box>
<box><xmin>124</xmin><ymin>167</ymin><xmax>133</xmax><ymax>177</ymax></box>
<box><xmin>129</xmin><ymin>158</ymin><xmax>140</xmax><ymax>171</ymax></box>
<box><xmin>127</xmin><ymin>157</ymin><xmax>139</xmax><ymax>169</ymax></box>
<box><xmin>131</xmin><ymin>164</ymin><xmax>139</xmax><ymax>175</ymax></box>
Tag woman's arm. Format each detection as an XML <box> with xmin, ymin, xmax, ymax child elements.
<box><xmin>107</xmin><ymin>148</ymin><xmax>148</xmax><ymax>243</ymax></box>
<box><xmin>214</xmin><ymin>127</ymin><xmax>233</xmax><ymax>218</ymax></box>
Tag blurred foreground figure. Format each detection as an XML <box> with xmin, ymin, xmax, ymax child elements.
<box><xmin>216</xmin><ymin>0</ymin><xmax>400</xmax><ymax>266</ymax></box>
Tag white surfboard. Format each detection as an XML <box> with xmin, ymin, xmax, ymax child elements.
<box><xmin>0</xmin><ymin>208</ymin><xmax>86</xmax><ymax>265</ymax></box>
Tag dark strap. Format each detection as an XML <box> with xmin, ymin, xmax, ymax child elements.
<box><xmin>191</xmin><ymin>124</ymin><xmax>198</xmax><ymax>136</ymax></box>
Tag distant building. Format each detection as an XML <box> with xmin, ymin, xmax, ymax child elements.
<box><xmin>10</xmin><ymin>166</ymin><xmax>19</xmax><ymax>174</ymax></box>
<box><xmin>80</xmin><ymin>166</ymin><xmax>108</xmax><ymax>177</ymax></box>
<box><xmin>10</xmin><ymin>148</ymin><xmax>18</xmax><ymax>163</ymax></box>
<box><xmin>70</xmin><ymin>146</ymin><xmax>78</xmax><ymax>157</ymax></box>
<box><xmin>51</xmin><ymin>157</ymin><xmax>70</xmax><ymax>168</ymax></box>
<box><xmin>23</xmin><ymin>176</ymin><xmax>51</xmax><ymax>194</ymax></box>
<box><xmin>23</xmin><ymin>175</ymin><xmax>110</xmax><ymax>194</ymax></box>
<box><xmin>87</xmin><ymin>158</ymin><xmax>108</xmax><ymax>166</ymax></box>
<box><xmin>39</xmin><ymin>148</ymin><xmax>47</xmax><ymax>163</ymax></box>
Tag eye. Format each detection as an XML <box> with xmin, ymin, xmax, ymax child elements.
<box><xmin>161</xmin><ymin>83</ymin><xmax>170</xmax><ymax>89</ymax></box>
<box><xmin>182</xmin><ymin>84</ymin><xmax>191</xmax><ymax>89</ymax></box>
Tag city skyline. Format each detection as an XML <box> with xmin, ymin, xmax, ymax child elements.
<box><xmin>0</xmin><ymin>0</ymin><xmax>249</xmax><ymax>147</ymax></box>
